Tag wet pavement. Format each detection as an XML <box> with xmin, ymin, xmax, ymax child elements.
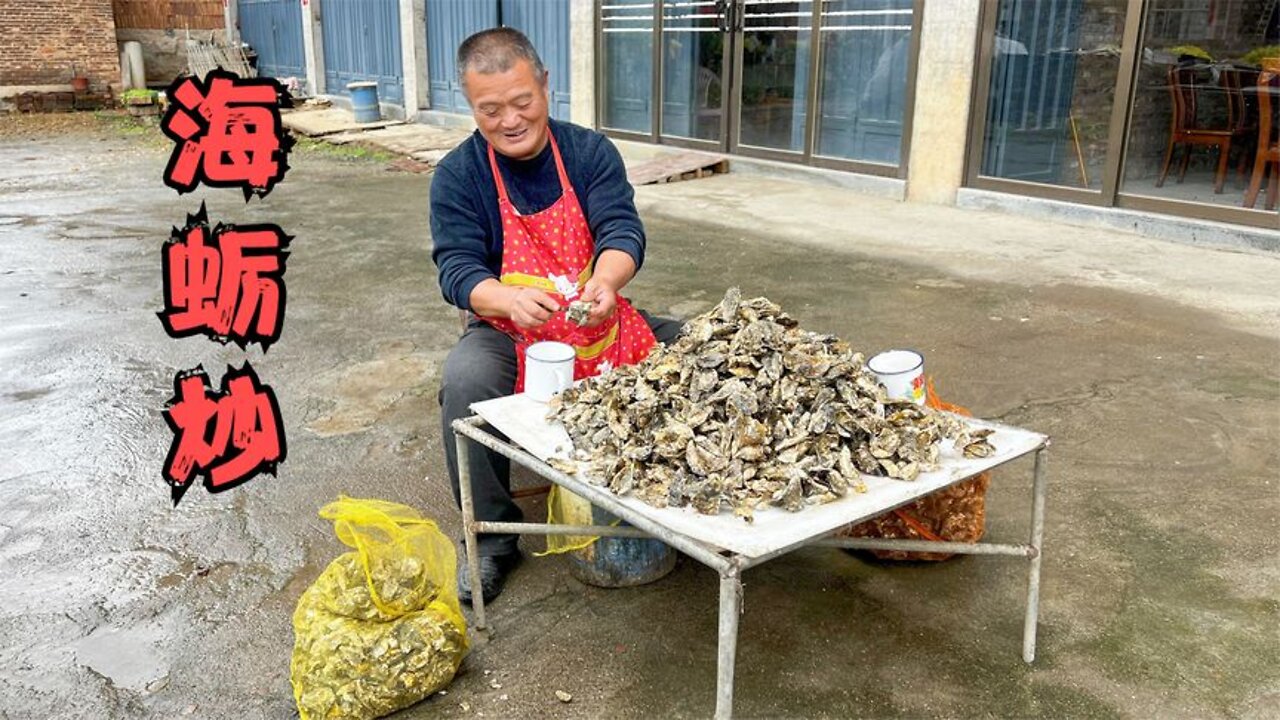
<box><xmin>0</xmin><ymin>114</ymin><xmax>1277</xmax><ymax>719</ymax></box>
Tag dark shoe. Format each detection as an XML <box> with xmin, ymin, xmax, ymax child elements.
<box><xmin>458</xmin><ymin>552</ymin><xmax>521</xmax><ymax>604</ymax></box>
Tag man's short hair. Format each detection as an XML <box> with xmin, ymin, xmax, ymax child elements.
<box><xmin>457</xmin><ymin>27</ymin><xmax>547</xmax><ymax>88</ymax></box>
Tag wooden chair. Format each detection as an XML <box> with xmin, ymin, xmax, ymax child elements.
<box><xmin>1244</xmin><ymin>70</ymin><xmax>1279</xmax><ymax>211</ymax></box>
<box><xmin>1220</xmin><ymin>66</ymin><xmax>1261</xmax><ymax>186</ymax></box>
<box><xmin>1156</xmin><ymin>65</ymin><xmax>1240</xmax><ymax>194</ymax></box>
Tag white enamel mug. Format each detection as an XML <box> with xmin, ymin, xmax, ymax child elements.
<box><xmin>867</xmin><ymin>349</ymin><xmax>926</xmax><ymax>405</ymax></box>
<box><xmin>525</xmin><ymin>341</ymin><xmax>576</xmax><ymax>402</ymax></box>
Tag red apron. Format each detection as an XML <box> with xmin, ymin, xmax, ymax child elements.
<box><xmin>481</xmin><ymin>131</ymin><xmax>657</xmax><ymax>392</ymax></box>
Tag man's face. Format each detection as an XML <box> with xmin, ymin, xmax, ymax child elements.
<box><xmin>464</xmin><ymin>58</ymin><xmax>550</xmax><ymax>161</ymax></box>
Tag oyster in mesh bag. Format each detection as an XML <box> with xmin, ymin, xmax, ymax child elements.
<box><xmin>840</xmin><ymin>377</ymin><xmax>994</xmax><ymax>561</ymax></box>
<box><xmin>291</xmin><ymin>498</ymin><xmax>468</xmax><ymax>719</ymax></box>
<box><xmin>548</xmin><ymin>288</ymin><xmax>992</xmax><ymax>521</ymax></box>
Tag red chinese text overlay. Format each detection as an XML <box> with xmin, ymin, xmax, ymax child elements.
<box><xmin>159</xmin><ymin>204</ymin><xmax>289</xmax><ymax>350</ymax></box>
<box><xmin>162</xmin><ymin>363</ymin><xmax>286</xmax><ymax>505</ymax></box>
<box><xmin>160</xmin><ymin>69</ymin><xmax>293</xmax><ymax>198</ymax></box>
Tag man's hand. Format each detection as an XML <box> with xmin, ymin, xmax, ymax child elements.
<box><xmin>578</xmin><ymin>277</ymin><xmax>618</xmax><ymax>328</ymax></box>
<box><xmin>470</xmin><ymin>280</ymin><xmax>561</xmax><ymax>330</ymax></box>
<box><xmin>509</xmin><ymin>287</ymin><xmax>561</xmax><ymax>330</ymax></box>
<box><xmin>578</xmin><ymin>249</ymin><xmax>637</xmax><ymax>328</ymax></box>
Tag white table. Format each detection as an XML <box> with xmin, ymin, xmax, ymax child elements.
<box><xmin>453</xmin><ymin>394</ymin><xmax>1050</xmax><ymax>719</ymax></box>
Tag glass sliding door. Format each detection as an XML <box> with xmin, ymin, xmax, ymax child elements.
<box><xmin>976</xmin><ymin>0</ymin><xmax>1128</xmax><ymax>191</ymax></box>
<box><xmin>1120</xmin><ymin>0</ymin><xmax>1280</xmax><ymax>213</ymax></box>
<box><xmin>661</xmin><ymin>0</ymin><xmax>729</xmax><ymax>143</ymax></box>
<box><xmin>596</xmin><ymin>0</ymin><xmax>923</xmax><ymax>173</ymax></box>
<box><xmin>813</xmin><ymin>0</ymin><xmax>916</xmax><ymax>165</ymax></box>
<box><xmin>735</xmin><ymin>0</ymin><xmax>815</xmax><ymax>153</ymax></box>
<box><xmin>967</xmin><ymin>0</ymin><xmax>1278</xmax><ymax>227</ymax></box>
<box><xmin>600</xmin><ymin>0</ymin><xmax>657</xmax><ymax>134</ymax></box>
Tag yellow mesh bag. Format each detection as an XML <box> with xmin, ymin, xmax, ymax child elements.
<box><xmin>537</xmin><ymin>485</ymin><xmax>619</xmax><ymax>556</ymax></box>
<box><xmin>290</xmin><ymin>497</ymin><xmax>469</xmax><ymax>719</ymax></box>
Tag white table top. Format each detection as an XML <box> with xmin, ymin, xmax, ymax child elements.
<box><xmin>471</xmin><ymin>393</ymin><xmax>1048</xmax><ymax>560</ymax></box>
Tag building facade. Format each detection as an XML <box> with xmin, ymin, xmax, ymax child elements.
<box><xmin>0</xmin><ymin>0</ymin><xmax>231</xmax><ymax>95</ymax></box>
<box><xmin>5</xmin><ymin>0</ymin><xmax>1272</xmax><ymax>234</ymax></box>
<box><xmin>588</xmin><ymin>0</ymin><xmax>1279</xmax><ymax>230</ymax></box>
<box><xmin>239</xmin><ymin>0</ymin><xmax>1274</xmax><ymax>232</ymax></box>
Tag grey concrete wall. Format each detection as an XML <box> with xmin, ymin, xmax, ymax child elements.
<box><xmin>569</xmin><ymin>0</ymin><xmax>595</xmax><ymax>127</ymax></box>
<box><xmin>0</xmin><ymin>84</ymin><xmax>76</xmax><ymax>100</ymax></box>
<box><xmin>409</xmin><ymin>0</ymin><xmax>429</xmax><ymax>112</ymax></box>
<box><xmin>399</xmin><ymin>0</ymin><xmax>427</xmax><ymax>114</ymax></box>
<box><xmin>904</xmin><ymin>0</ymin><xmax>981</xmax><ymax>205</ymax></box>
<box><xmin>115</xmin><ymin>29</ymin><xmax>228</xmax><ymax>85</ymax></box>
<box><xmin>302</xmin><ymin>0</ymin><xmax>324</xmax><ymax>95</ymax></box>
<box><xmin>224</xmin><ymin>0</ymin><xmax>239</xmax><ymax>45</ymax></box>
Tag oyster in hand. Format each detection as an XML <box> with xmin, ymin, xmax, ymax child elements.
<box><xmin>567</xmin><ymin>300</ymin><xmax>594</xmax><ymax>326</ymax></box>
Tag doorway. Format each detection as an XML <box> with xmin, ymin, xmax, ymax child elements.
<box><xmin>425</xmin><ymin>0</ymin><xmax>571</xmax><ymax>119</ymax></box>
<box><xmin>966</xmin><ymin>0</ymin><xmax>1280</xmax><ymax>228</ymax></box>
<box><xmin>598</xmin><ymin>0</ymin><xmax>922</xmax><ymax>175</ymax></box>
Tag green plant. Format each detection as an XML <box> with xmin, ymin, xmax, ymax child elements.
<box><xmin>90</xmin><ymin>110</ymin><xmax>170</xmax><ymax>146</ymax></box>
<box><xmin>1241</xmin><ymin>45</ymin><xmax>1280</xmax><ymax>65</ymax></box>
<box><xmin>294</xmin><ymin>137</ymin><xmax>394</xmax><ymax>163</ymax></box>
<box><xmin>1164</xmin><ymin>45</ymin><xmax>1213</xmax><ymax>61</ymax></box>
<box><xmin>120</xmin><ymin>88</ymin><xmax>158</xmax><ymax>102</ymax></box>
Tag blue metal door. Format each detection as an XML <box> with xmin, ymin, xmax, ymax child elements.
<box><xmin>238</xmin><ymin>0</ymin><xmax>305</xmax><ymax>80</ymax></box>
<box><xmin>322</xmin><ymin>0</ymin><xmax>404</xmax><ymax>104</ymax></box>
<box><xmin>501</xmin><ymin>0</ymin><xmax>570</xmax><ymax>121</ymax></box>
<box><xmin>426</xmin><ymin>0</ymin><xmax>570</xmax><ymax>118</ymax></box>
<box><xmin>426</xmin><ymin>0</ymin><xmax>497</xmax><ymax>113</ymax></box>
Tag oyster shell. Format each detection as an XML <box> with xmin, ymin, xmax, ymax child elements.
<box><xmin>547</xmin><ymin>288</ymin><xmax>993</xmax><ymax>520</ymax></box>
<box><xmin>567</xmin><ymin>299</ymin><xmax>594</xmax><ymax>326</ymax></box>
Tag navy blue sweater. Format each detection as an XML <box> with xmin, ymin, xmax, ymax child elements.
<box><xmin>429</xmin><ymin>119</ymin><xmax>645</xmax><ymax>311</ymax></box>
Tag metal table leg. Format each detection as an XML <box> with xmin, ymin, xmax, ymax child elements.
<box><xmin>456</xmin><ymin>431</ymin><xmax>487</xmax><ymax>631</ymax></box>
<box><xmin>715</xmin><ymin>567</ymin><xmax>743</xmax><ymax>720</ymax></box>
<box><xmin>1022</xmin><ymin>446</ymin><xmax>1048</xmax><ymax>663</ymax></box>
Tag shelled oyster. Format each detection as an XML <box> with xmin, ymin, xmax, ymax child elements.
<box><xmin>547</xmin><ymin>288</ymin><xmax>993</xmax><ymax>521</ymax></box>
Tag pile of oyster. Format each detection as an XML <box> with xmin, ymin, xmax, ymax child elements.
<box><xmin>291</xmin><ymin>553</ymin><xmax>468</xmax><ymax>719</ymax></box>
<box><xmin>548</xmin><ymin>288</ymin><xmax>995</xmax><ymax>521</ymax></box>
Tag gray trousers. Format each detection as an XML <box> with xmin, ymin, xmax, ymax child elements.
<box><xmin>440</xmin><ymin>309</ymin><xmax>684</xmax><ymax>556</ymax></box>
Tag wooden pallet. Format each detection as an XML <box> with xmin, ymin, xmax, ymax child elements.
<box><xmin>627</xmin><ymin>151</ymin><xmax>729</xmax><ymax>185</ymax></box>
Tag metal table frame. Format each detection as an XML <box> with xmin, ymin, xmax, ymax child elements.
<box><xmin>453</xmin><ymin>415</ymin><xmax>1050</xmax><ymax>719</ymax></box>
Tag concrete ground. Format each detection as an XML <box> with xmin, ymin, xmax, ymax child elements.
<box><xmin>0</xmin><ymin>112</ymin><xmax>1277</xmax><ymax>719</ymax></box>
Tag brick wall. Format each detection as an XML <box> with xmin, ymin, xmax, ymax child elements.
<box><xmin>0</xmin><ymin>0</ymin><xmax>121</xmax><ymax>89</ymax></box>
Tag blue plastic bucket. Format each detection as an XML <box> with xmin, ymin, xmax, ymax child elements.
<box><xmin>568</xmin><ymin>503</ymin><xmax>677</xmax><ymax>588</ymax></box>
<box><xmin>347</xmin><ymin>81</ymin><xmax>381</xmax><ymax>123</ymax></box>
